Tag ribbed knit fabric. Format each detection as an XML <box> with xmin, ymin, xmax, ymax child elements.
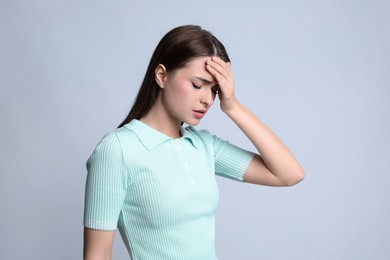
<box><xmin>84</xmin><ymin>119</ymin><xmax>255</xmax><ymax>259</ymax></box>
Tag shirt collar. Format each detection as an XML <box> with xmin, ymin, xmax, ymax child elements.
<box><xmin>124</xmin><ymin>119</ymin><xmax>199</xmax><ymax>151</ymax></box>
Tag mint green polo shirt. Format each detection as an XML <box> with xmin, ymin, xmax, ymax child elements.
<box><xmin>84</xmin><ymin>119</ymin><xmax>255</xmax><ymax>259</ymax></box>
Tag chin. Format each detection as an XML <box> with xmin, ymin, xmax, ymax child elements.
<box><xmin>183</xmin><ymin>119</ymin><xmax>200</xmax><ymax>127</ymax></box>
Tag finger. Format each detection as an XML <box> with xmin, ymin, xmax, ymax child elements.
<box><xmin>211</xmin><ymin>57</ymin><xmax>232</xmax><ymax>74</ymax></box>
<box><xmin>211</xmin><ymin>56</ymin><xmax>228</xmax><ymax>67</ymax></box>
<box><xmin>206</xmin><ymin>59</ymin><xmax>230</xmax><ymax>80</ymax></box>
<box><xmin>206</xmin><ymin>64</ymin><xmax>222</xmax><ymax>81</ymax></box>
<box><xmin>205</xmin><ymin>65</ymin><xmax>232</xmax><ymax>96</ymax></box>
<box><xmin>210</xmin><ymin>57</ymin><xmax>233</xmax><ymax>77</ymax></box>
<box><xmin>210</xmin><ymin>56</ymin><xmax>228</xmax><ymax>71</ymax></box>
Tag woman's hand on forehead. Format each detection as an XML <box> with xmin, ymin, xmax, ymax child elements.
<box><xmin>205</xmin><ymin>56</ymin><xmax>237</xmax><ymax>113</ymax></box>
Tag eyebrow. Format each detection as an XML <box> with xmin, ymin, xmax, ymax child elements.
<box><xmin>194</xmin><ymin>76</ymin><xmax>214</xmax><ymax>85</ymax></box>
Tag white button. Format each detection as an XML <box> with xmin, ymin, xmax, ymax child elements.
<box><xmin>183</xmin><ymin>162</ymin><xmax>189</xmax><ymax>169</ymax></box>
<box><xmin>176</xmin><ymin>143</ymin><xmax>182</xmax><ymax>150</ymax></box>
<box><xmin>190</xmin><ymin>178</ymin><xmax>196</xmax><ymax>184</ymax></box>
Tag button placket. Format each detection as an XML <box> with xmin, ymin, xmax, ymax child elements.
<box><xmin>174</xmin><ymin>139</ymin><xmax>198</xmax><ymax>189</ymax></box>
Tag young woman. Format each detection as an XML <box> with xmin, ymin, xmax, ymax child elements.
<box><xmin>83</xmin><ymin>25</ymin><xmax>304</xmax><ymax>260</ymax></box>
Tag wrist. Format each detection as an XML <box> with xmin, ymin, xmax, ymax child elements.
<box><xmin>221</xmin><ymin>99</ymin><xmax>242</xmax><ymax>116</ymax></box>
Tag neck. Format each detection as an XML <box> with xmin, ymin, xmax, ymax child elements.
<box><xmin>140</xmin><ymin>100</ymin><xmax>182</xmax><ymax>139</ymax></box>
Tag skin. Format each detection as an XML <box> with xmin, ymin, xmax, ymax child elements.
<box><xmin>84</xmin><ymin>228</ymin><xmax>114</xmax><ymax>260</ymax></box>
<box><xmin>204</xmin><ymin>56</ymin><xmax>304</xmax><ymax>186</ymax></box>
<box><xmin>141</xmin><ymin>56</ymin><xmax>219</xmax><ymax>136</ymax></box>
<box><xmin>84</xmin><ymin>56</ymin><xmax>305</xmax><ymax>259</ymax></box>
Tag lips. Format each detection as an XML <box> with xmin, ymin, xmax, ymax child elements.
<box><xmin>193</xmin><ymin>109</ymin><xmax>206</xmax><ymax>119</ymax></box>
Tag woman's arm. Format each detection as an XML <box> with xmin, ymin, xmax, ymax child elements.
<box><xmin>223</xmin><ymin>101</ymin><xmax>304</xmax><ymax>186</ymax></box>
<box><xmin>84</xmin><ymin>228</ymin><xmax>115</xmax><ymax>260</ymax></box>
<box><xmin>206</xmin><ymin>57</ymin><xmax>304</xmax><ymax>186</ymax></box>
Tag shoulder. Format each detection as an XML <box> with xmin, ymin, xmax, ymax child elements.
<box><xmin>94</xmin><ymin>127</ymin><xmax>129</xmax><ymax>148</ymax></box>
<box><xmin>96</xmin><ymin>126</ymin><xmax>139</xmax><ymax>148</ymax></box>
<box><xmin>185</xmin><ymin>126</ymin><xmax>213</xmax><ymax>141</ymax></box>
<box><xmin>184</xmin><ymin>126</ymin><xmax>226</xmax><ymax>150</ymax></box>
<box><xmin>88</xmin><ymin>127</ymin><xmax>138</xmax><ymax>162</ymax></box>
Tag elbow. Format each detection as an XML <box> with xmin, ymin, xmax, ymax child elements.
<box><xmin>283</xmin><ymin>168</ymin><xmax>305</xmax><ymax>187</ymax></box>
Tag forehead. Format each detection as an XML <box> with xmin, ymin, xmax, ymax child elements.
<box><xmin>175</xmin><ymin>56</ymin><xmax>216</xmax><ymax>84</ymax></box>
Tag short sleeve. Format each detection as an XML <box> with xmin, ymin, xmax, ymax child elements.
<box><xmin>83</xmin><ymin>132</ymin><xmax>126</xmax><ymax>230</ymax></box>
<box><xmin>191</xmin><ymin>128</ymin><xmax>256</xmax><ymax>182</ymax></box>
<box><xmin>213</xmin><ymin>136</ymin><xmax>256</xmax><ymax>182</ymax></box>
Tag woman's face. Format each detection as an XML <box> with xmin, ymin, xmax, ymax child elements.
<box><xmin>159</xmin><ymin>56</ymin><xmax>219</xmax><ymax>126</ymax></box>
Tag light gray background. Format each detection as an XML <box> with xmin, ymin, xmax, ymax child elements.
<box><xmin>1</xmin><ymin>0</ymin><xmax>389</xmax><ymax>259</ymax></box>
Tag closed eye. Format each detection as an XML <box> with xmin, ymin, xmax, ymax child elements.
<box><xmin>192</xmin><ymin>82</ymin><xmax>201</xmax><ymax>89</ymax></box>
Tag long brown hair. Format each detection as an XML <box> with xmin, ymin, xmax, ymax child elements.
<box><xmin>118</xmin><ymin>25</ymin><xmax>230</xmax><ymax>128</ymax></box>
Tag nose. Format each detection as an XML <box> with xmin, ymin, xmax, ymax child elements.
<box><xmin>201</xmin><ymin>89</ymin><xmax>215</xmax><ymax>108</ymax></box>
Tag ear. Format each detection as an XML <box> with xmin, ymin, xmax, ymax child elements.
<box><xmin>155</xmin><ymin>64</ymin><xmax>167</xmax><ymax>88</ymax></box>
